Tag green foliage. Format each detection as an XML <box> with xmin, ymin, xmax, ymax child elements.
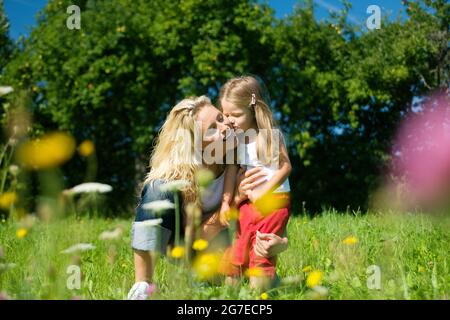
<box><xmin>2</xmin><ymin>0</ymin><xmax>275</xmax><ymax>211</ymax></box>
<box><xmin>268</xmin><ymin>0</ymin><xmax>448</xmax><ymax>211</ymax></box>
<box><xmin>1</xmin><ymin>0</ymin><xmax>448</xmax><ymax>212</ymax></box>
<box><xmin>0</xmin><ymin>0</ymin><xmax>12</xmax><ymax>72</ymax></box>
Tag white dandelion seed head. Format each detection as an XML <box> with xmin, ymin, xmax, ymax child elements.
<box><xmin>159</xmin><ymin>180</ymin><xmax>190</xmax><ymax>192</ymax></box>
<box><xmin>0</xmin><ymin>86</ymin><xmax>13</xmax><ymax>97</ymax></box>
<box><xmin>0</xmin><ymin>263</ymin><xmax>16</xmax><ymax>271</ymax></box>
<box><xmin>99</xmin><ymin>227</ymin><xmax>123</xmax><ymax>241</ymax></box>
<box><xmin>8</xmin><ymin>165</ymin><xmax>20</xmax><ymax>176</ymax></box>
<box><xmin>312</xmin><ymin>285</ymin><xmax>329</xmax><ymax>296</ymax></box>
<box><xmin>280</xmin><ymin>275</ymin><xmax>304</xmax><ymax>285</ymax></box>
<box><xmin>68</xmin><ymin>182</ymin><xmax>113</xmax><ymax>194</ymax></box>
<box><xmin>134</xmin><ymin>218</ymin><xmax>163</xmax><ymax>228</ymax></box>
<box><xmin>134</xmin><ymin>218</ymin><xmax>162</xmax><ymax>228</ymax></box>
<box><xmin>61</xmin><ymin>243</ymin><xmax>96</xmax><ymax>254</ymax></box>
<box><xmin>142</xmin><ymin>200</ymin><xmax>175</xmax><ymax>212</ymax></box>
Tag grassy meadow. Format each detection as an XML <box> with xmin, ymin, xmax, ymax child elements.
<box><xmin>0</xmin><ymin>212</ymin><xmax>448</xmax><ymax>300</ymax></box>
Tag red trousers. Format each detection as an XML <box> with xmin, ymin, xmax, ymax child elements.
<box><xmin>220</xmin><ymin>194</ymin><xmax>290</xmax><ymax>278</ymax></box>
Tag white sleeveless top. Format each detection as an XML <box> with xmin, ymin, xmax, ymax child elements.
<box><xmin>237</xmin><ymin>141</ymin><xmax>291</xmax><ymax>193</ymax></box>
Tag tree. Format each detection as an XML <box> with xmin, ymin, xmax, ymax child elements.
<box><xmin>269</xmin><ymin>0</ymin><xmax>448</xmax><ymax>212</ymax></box>
<box><xmin>0</xmin><ymin>0</ymin><xmax>13</xmax><ymax>138</ymax></box>
<box><xmin>3</xmin><ymin>0</ymin><xmax>447</xmax><ymax>214</ymax></box>
<box><xmin>0</xmin><ymin>0</ymin><xmax>12</xmax><ymax>72</ymax></box>
<box><xmin>3</xmin><ymin>0</ymin><xmax>275</xmax><ymax>212</ymax></box>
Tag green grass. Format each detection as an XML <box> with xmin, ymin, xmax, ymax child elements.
<box><xmin>0</xmin><ymin>212</ymin><xmax>449</xmax><ymax>300</ymax></box>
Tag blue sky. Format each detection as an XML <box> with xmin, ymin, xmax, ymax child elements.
<box><xmin>4</xmin><ymin>0</ymin><xmax>406</xmax><ymax>40</ymax></box>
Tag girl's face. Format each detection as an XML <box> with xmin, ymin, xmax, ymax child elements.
<box><xmin>221</xmin><ymin>99</ymin><xmax>256</xmax><ymax>132</ymax></box>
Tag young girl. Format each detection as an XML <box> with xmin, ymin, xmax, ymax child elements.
<box><xmin>217</xmin><ymin>75</ymin><xmax>292</xmax><ymax>290</ymax></box>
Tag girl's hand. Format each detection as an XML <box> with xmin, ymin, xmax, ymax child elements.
<box><xmin>254</xmin><ymin>231</ymin><xmax>288</xmax><ymax>258</ymax></box>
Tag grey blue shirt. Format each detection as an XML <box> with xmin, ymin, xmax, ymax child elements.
<box><xmin>131</xmin><ymin>172</ymin><xmax>225</xmax><ymax>253</ymax></box>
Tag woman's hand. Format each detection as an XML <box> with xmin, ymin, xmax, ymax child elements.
<box><xmin>246</xmin><ymin>188</ymin><xmax>267</xmax><ymax>204</ymax></box>
<box><xmin>254</xmin><ymin>231</ymin><xmax>288</xmax><ymax>258</ymax></box>
<box><xmin>235</xmin><ymin>167</ymin><xmax>267</xmax><ymax>205</ymax></box>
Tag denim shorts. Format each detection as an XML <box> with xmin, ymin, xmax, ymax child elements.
<box><xmin>131</xmin><ymin>180</ymin><xmax>179</xmax><ymax>253</ymax></box>
<box><xmin>131</xmin><ymin>179</ymin><xmax>228</xmax><ymax>254</ymax></box>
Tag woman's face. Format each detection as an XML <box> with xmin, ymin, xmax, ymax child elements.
<box><xmin>195</xmin><ymin>104</ymin><xmax>237</xmax><ymax>162</ymax></box>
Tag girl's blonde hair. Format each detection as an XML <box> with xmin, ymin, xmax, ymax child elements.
<box><xmin>144</xmin><ymin>96</ymin><xmax>211</xmax><ymax>208</ymax></box>
<box><xmin>218</xmin><ymin>75</ymin><xmax>279</xmax><ymax>166</ymax></box>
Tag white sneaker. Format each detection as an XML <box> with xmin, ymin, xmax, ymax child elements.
<box><xmin>127</xmin><ymin>281</ymin><xmax>150</xmax><ymax>300</ymax></box>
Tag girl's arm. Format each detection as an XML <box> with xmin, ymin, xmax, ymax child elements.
<box><xmin>247</xmin><ymin>133</ymin><xmax>292</xmax><ymax>202</ymax></box>
<box><xmin>219</xmin><ymin>164</ymin><xmax>239</xmax><ymax>226</ymax></box>
<box><xmin>202</xmin><ymin>164</ymin><xmax>239</xmax><ymax>237</ymax></box>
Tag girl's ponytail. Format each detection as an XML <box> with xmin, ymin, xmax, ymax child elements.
<box><xmin>253</xmin><ymin>96</ymin><xmax>279</xmax><ymax>167</ymax></box>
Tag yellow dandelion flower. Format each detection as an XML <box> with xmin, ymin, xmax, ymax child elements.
<box><xmin>306</xmin><ymin>270</ymin><xmax>323</xmax><ymax>288</ymax></box>
<box><xmin>78</xmin><ymin>140</ymin><xmax>95</xmax><ymax>157</ymax></box>
<box><xmin>245</xmin><ymin>267</ymin><xmax>264</xmax><ymax>278</ymax></box>
<box><xmin>192</xmin><ymin>239</ymin><xmax>209</xmax><ymax>251</ymax></box>
<box><xmin>0</xmin><ymin>192</ymin><xmax>17</xmax><ymax>209</ymax></box>
<box><xmin>192</xmin><ymin>252</ymin><xmax>221</xmax><ymax>280</ymax></box>
<box><xmin>342</xmin><ymin>236</ymin><xmax>358</xmax><ymax>245</ymax></box>
<box><xmin>253</xmin><ymin>193</ymin><xmax>289</xmax><ymax>217</ymax></box>
<box><xmin>170</xmin><ymin>246</ymin><xmax>185</xmax><ymax>259</ymax></box>
<box><xmin>260</xmin><ymin>292</ymin><xmax>269</xmax><ymax>300</ymax></box>
<box><xmin>17</xmin><ymin>132</ymin><xmax>76</xmax><ymax>170</ymax></box>
<box><xmin>16</xmin><ymin>228</ymin><xmax>28</xmax><ymax>239</ymax></box>
<box><xmin>302</xmin><ymin>265</ymin><xmax>312</xmax><ymax>273</ymax></box>
<box><xmin>418</xmin><ymin>266</ymin><xmax>425</xmax><ymax>273</ymax></box>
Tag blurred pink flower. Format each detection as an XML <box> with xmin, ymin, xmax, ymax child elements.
<box><xmin>147</xmin><ymin>284</ymin><xmax>157</xmax><ymax>296</ymax></box>
<box><xmin>0</xmin><ymin>291</ymin><xmax>10</xmax><ymax>300</ymax></box>
<box><xmin>391</xmin><ymin>92</ymin><xmax>450</xmax><ymax>207</ymax></box>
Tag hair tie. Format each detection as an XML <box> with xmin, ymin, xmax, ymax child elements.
<box><xmin>250</xmin><ymin>94</ymin><xmax>256</xmax><ymax>106</ymax></box>
<box><xmin>184</xmin><ymin>104</ymin><xmax>195</xmax><ymax>116</ymax></box>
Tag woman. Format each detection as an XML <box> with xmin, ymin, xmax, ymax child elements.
<box><xmin>128</xmin><ymin>96</ymin><xmax>287</xmax><ymax>300</ymax></box>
